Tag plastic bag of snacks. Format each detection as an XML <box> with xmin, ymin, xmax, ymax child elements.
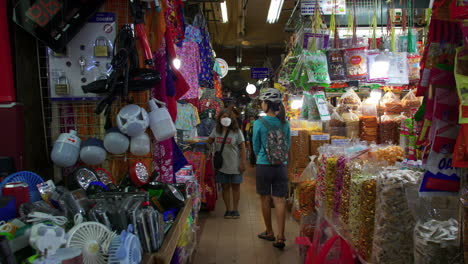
<box><xmin>337</xmin><ymin>88</ymin><xmax>362</xmax><ymax>114</ymax></box>
<box><xmin>342</xmin><ymin>109</ymin><xmax>360</xmax><ymax>139</ymax></box>
<box><xmin>344</xmin><ymin>47</ymin><xmax>368</xmax><ymax>80</ymax></box>
<box><xmin>372</xmin><ymin>169</ymin><xmax>423</xmax><ymax>264</ymax></box>
<box><xmin>326</xmin><ymin>49</ymin><xmax>347</xmax><ymax>81</ymax></box>
<box><xmin>361</xmin><ymin>97</ymin><xmax>378</xmax><ymax>117</ymax></box>
<box><xmin>401</xmin><ymin>89</ymin><xmax>422</xmax><ymax>116</ymax></box>
<box><xmin>305</xmin><ymin>51</ymin><xmax>331</xmax><ymax>84</ymax></box>
<box><xmin>380</xmin><ymin>91</ymin><xmax>403</xmax><ymax>115</ymax></box>
<box><xmin>407</xmin><ymin>54</ymin><xmax>421</xmax><ymax>82</ymax></box>
<box><xmin>360</xmin><ymin>116</ymin><xmax>378</xmax><ymax>143</ymax></box>
<box><xmin>380</xmin><ymin>113</ymin><xmax>400</xmax><ymax>144</ymax></box>
<box><xmin>387</xmin><ymin>52</ymin><xmax>409</xmax><ymax>85</ymax></box>
<box><xmin>407</xmin><ymin>193</ymin><xmax>464</xmax><ymax>264</ymax></box>
<box><xmin>329</xmin><ymin>109</ymin><xmax>346</xmax><ymax>137</ymax></box>
<box><xmin>374</xmin><ymin>145</ymin><xmax>405</xmax><ymax>165</ymax></box>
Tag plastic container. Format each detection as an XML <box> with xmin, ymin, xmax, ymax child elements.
<box><xmin>80</xmin><ymin>138</ymin><xmax>106</xmax><ymax>165</ymax></box>
<box><xmin>51</xmin><ymin>130</ymin><xmax>81</xmax><ymax>167</ymax></box>
<box><xmin>148</xmin><ymin>99</ymin><xmax>176</xmax><ymax>142</ymax></box>
<box><xmin>103</xmin><ymin>128</ymin><xmax>129</xmax><ymax>154</ymax></box>
<box><xmin>130</xmin><ymin>133</ymin><xmax>150</xmax><ymax>156</ymax></box>
<box><xmin>117</xmin><ymin>104</ymin><xmax>149</xmax><ymax>137</ymax></box>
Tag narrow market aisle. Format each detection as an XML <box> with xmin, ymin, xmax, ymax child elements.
<box><xmin>193</xmin><ymin>166</ymin><xmax>300</xmax><ymax>264</ymax></box>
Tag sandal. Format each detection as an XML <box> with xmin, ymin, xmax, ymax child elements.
<box><xmin>257</xmin><ymin>231</ymin><xmax>275</xmax><ymax>241</ymax></box>
<box><xmin>273</xmin><ymin>238</ymin><xmax>286</xmax><ymax>249</ymax></box>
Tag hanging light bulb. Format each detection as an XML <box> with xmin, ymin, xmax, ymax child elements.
<box><xmin>173</xmin><ymin>58</ymin><xmax>181</xmax><ymax>69</ymax></box>
<box><xmin>246</xmin><ymin>83</ymin><xmax>257</xmax><ymax>94</ymax></box>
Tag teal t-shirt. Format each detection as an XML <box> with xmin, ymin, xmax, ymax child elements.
<box><xmin>253</xmin><ymin>116</ymin><xmax>291</xmax><ymax>165</ymax></box>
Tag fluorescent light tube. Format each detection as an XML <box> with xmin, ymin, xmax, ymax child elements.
<box><xmin>267</xmin><ymin>0</ymin><xmax>284</xmax><ymax>24</ymax></box>
<box><xmin>221</xmin><ymin>1</ymin><xmax>228</xmax><ymax>23</ymax></box>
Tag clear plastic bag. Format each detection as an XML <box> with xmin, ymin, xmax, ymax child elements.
<box><xmin>329</xmin><ymin>109</ymin><xmax>346</xmax><ymax>137</ymax></box>
<box><xmin>342</xmin><ymin>109</ymin><xmax>360</xmax><ymax>139</ymax></box>
<box><xmin>380</xmin><ymin>113</ymin><xmax>399</xmax><ymax>144</ymax></box>
<box><xmin>305</xmin><ymin>51</ymin><xmax>331</xmax><ymax>84</ymax></box>
<box><xmin>362</xmin><ymin>97</ymin><xmax>378</xmax><ymax>117</ymax></box>
<box><xmin>380</xmin><ymin>91</ymin><xmax>403</xmax><ymax>115</ymax></box>
<box><xmin>387</xmin><ymin>52</ymin><xmax>409</xmax><ymax>85</ymax></box>
<box><xmin>367</xmin><ymin>50</ymin><xmax>390</xmax><ymax>82</ymax></box>
<box><xmin>402</xmin><ymin>89</ymin><xmax>422</xmax><ymax>116</ymax></box>
<box><xmin>372</xmin><ymin>169</ymin><xmax>423</xmax><ymax>264</ymax></box>
<box><xmin>337</xmin><ymin>88</ymin><xmax>362</xmax><ymax>115</ymax></box>
<box><xmin>344</xmin><ymin>47</ymin><xmax>368</xmax><ymax>80</ymax></box>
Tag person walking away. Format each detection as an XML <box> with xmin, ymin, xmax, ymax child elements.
<box><xmin>207</xmin><ymin>109</ymin><xmax>246</xmax><ymax>219</ymax></box>
<box><xmin>253</xmin><ymin>88</ymin><xmax>291</xmax><ymax>249</ymax></box>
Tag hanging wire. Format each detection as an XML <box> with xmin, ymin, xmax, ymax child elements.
<box><xmin>407</xmin><ymin>0</ymin><xmax>416</xmax><ymax>53</ymax></box>
<box><xmin>371</xmin><ymin>0</ymin><xmax>378</xmax><ymax>49</ymax></box>
<box><xmin>310</xmin><ymin>1</ymin><xmax>323</xmax><ymax>52</ymax></box>
<box><xmin>352</xmin><ymin>0</ymin><xmax>358</xmax><ymax>46</ymax></box>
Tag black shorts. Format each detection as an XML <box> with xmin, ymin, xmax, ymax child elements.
<box><xmin>255</xmin><ymin>164</ymin><xmax>288</xmax><ymax>197</ymax></box>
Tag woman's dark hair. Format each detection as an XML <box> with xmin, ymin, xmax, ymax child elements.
<box><xmin>264</xmin><ymin>100</ymin><xmax>286</xmax><ymax>123</ymax></box>
<box><xmin>216</xmin><ymin>108</ymin><xmax>240</xmax><ymax>133</ymax></box>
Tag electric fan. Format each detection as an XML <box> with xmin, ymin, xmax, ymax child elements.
<box><xmin>108</xmin><ymin>225</ymin><xmax>142</xmax><ymax>264</ymax></box>
<box><xmin>66</xmin><ymin>222</ymin><xmax>117</xmax><ymax>264</ymax></box>
<box><xmin>0</xmin><ymin>171</ymin><xmax>44</xmax><ymax>202</ymax></box>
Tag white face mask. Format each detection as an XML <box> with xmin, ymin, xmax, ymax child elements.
<box><xmin>220</xmin><ymin>117</ymin><xmax>232</xmax><ymax>127</ymax></box>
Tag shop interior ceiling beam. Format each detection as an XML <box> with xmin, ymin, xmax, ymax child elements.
<box><xmin>237</xmin><ymin>0</ymin><xmax>247</xmax><ymax>38</ymax></box>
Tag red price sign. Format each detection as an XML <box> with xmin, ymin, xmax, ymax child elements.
<box><xmin>25</xmin><ymin>0</ymin><xmax>62</xmax><ymax>27</ymax></box>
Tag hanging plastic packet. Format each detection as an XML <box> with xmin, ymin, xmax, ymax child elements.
<box><xmin>454</xmin><ymin>47</ymin><xmax>468</xmax><ymax>167</ymax></box>
<box><xmin>380</xmin><ymin>91</ymin><xmax>402</xmax><ymax>116</ymax></box>
<box><xmin>397</xmin><ymin>30</ymin><xmax>418</xmax><ymax>53</ymax></box>
<box><xmin>304</xmin><ymin>51</ymin><xmax>331</xmax><ymax>84</ymax></box>
<box><xmin>420</xmin><ymin>88</ymin><xmax>461</xmax><ymax>196</ymax></box>
<box><xmin>344</xmin><ymin>47</ymin><xmax>368</xmax><ymax>80</ymax></box>
<box><xmin>367</xmin><ymin>50</ymin><xmax>390</xmax><ymax>82</ymax></box>
<box><xmin>407</xmin><ymin>54</ymin><xmax>421</xmax><ymax>82</ymax></box>
<box><xmin>361</xmin><ymin>97</ymin><xmax>378</xmax><ymax>117</ymax></box>
<box><xmin>387</xmin><ymin>52</ymin><xmax>409</xmax><ymax>85</ymax></box>
<box><xmin>313</xmin><ymin>91</ymin><xmax>331</xmax><ymax>121</ymax></box>
<box><xmin>329</xmin><ymin>109</ymin><xmax>346</xmax><ymax>138</ymax></box>
<box><xmin>326</xmin><ymin>49</ymin><xmax>347</xmax><ymax>81</ymax></box>
<box><xmin>342</xmin><ymin>108</ymin><xmax>360</xmax><ymax>139</ymax></box>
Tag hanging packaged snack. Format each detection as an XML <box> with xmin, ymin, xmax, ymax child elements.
<box><xmin>367</xmin><ymin>51</ymin><xmax>390</xmax><ymax>82</ymax></box>
<box><xmin>408</xmin><ymin>54</ymin><xmax>421</xmax><ymax>82</ymax></box>
<box><xmin>342</xmin><ymin>109</ymin><xmax>360</xmax><ymax>139</ymax></box>
<box><xmin>380</xmin><ymin>91</ymin><xmax>403</xmax><ymax>115</ymax></box>
<box><xmin>398</xmin><ymin>31</ymin><xmax>417</xmax><ymax>53</ymax></box>
<box><xmin>344</xmin><ymin>47</ymin><xmax>368</xmax><ymax>80</ymax></box>
<box><xmin>326</xmin><ymin>49</ymin><xmax>347</xmax><ymax>81</ymax></box>
<box><xmin>455</xmin><ymin>47</ymin><xmax>468</xmax><ymax>124</ymax></box>
<box><xmin>401</xmin><ymin>89</ymin><xmax>422</xmax><ymax>116</ymax></box>
<box><xmin>305</xmin><ymin>51</ymin><xmax>331</xmax><ymax>84</ymax></box>
<box><xmin>360</xmin><ymin>116</ymin><xmax>379</xmax><ymax>143</ymax></box>
<box><xmin>337</xmin><ymin>88</ymin><xmax>362</xmax><ymax>114</ymax></box>
<box><xmin>387</xmin><ymin>52</ymin><xmax>409</xmax><ymax>85</ymax></box>
<box><xmin>329</xmin><ymin>109</ymin><xmax>347</xmax><ymax>138</ymax></box>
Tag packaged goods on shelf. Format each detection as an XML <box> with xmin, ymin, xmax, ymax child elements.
<box><xmin>372</xmin><ymin>169</ymin><xmax>423</xmax><ymax>264</ymax></box>
<box><xmin>344</xmin><ymin>47</ymin><xmax>368</xmax><ymax>80</ymax></box>
<box><xmin>360</xmin><ymin>116</ymin><xmax>379</xmax><ymax>143</ymax></box>
<box><xmin>337</xmin><ymin>88</ymin><xmax>362</xmax><ymax>114</ymax></box>
<box><xmin>401</xmin><ymin>89</ymin><xmax>422</xmax><ymax>116</ymax></box>
<box><xmin>380</xmin><ymin>113</ymin><xmax>400</xmax><ymax>144</ymax></box>
<box><xmin>342</xmin><ymin>109</ymin><xmax>360</xmax><ymax>139</ymax></box>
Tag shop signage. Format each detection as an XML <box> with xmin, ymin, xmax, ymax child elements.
<box><xmin>250</xmin><ymin>68</ymin><xmax>270</xmax><ymax>79</ymax></box>
<box><xmin>301</xmin><ymin>0</ymin><xmax>346</xmax><ymax>15</ymax></box>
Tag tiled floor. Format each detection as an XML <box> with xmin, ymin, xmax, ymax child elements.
<box><xmin>192</xmin><ymin>166</ymin><xmax>300</xmax><ymax>264</ymax></box>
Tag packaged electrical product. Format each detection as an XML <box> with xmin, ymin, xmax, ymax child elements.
<box><xmin>367</xmin><ymin>50</ymin><xmax>390</xmax><ymax>82</ymax></box>
<box><xmin>305</xmin><ymin>50</ymin><xmax>331</xmax><ymax>84</ymax></box>
<box><xmin>387</xmin><ymin>52</ymin><xmax>409</xmax><ymax>85</ymax></box>
<box><xmin>326</xmin><ymin>49</ymin><xmax>347</xmax><ymax>81</ymax></box>
<box><xmin>337</xmin><ymin>88</ymin><xmax>362</xmax><ymax>114</ymax></box>
<box><xmin>344</xmin><ymin>46</ymin><xmax>368</xmax><ymax>80</ymax></box>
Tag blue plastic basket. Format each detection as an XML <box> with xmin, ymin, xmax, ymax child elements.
<box><xmin>0</xmin><ymin>171</ymin><xmax>45</xmax><ymax>202</ymax></box>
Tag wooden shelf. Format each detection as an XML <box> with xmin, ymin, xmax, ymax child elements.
<box><xmin>143</xmin><ymin>197</ymin><xmax>194</xmax><ymax>264</ymax></box>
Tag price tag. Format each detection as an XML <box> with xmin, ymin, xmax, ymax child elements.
<box><xmin>331</xmin><ymin>139</ymin><xmax>350</xmax><ymax>146</ymax></box>
<box><xmin>311</xmin><ymin>134</ymin><xmax>330</xmax><ymax>141</ymax></box>
<box><xmin>314</xmin><ymin>92</ymin><xmax>331</xmax><ymax>121</ymax></box>
<box><xmin>291</xmin><ymin>130</ymin><xmax>299</xmax><ymax>136</ymax></box>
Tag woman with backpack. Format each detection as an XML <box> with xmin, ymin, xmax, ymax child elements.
<box><xmin>207</xmin><ymin>108</ymin><xmax>246</xmax><ymax>219</ymax></box>
<box><xmin>253</xmin><ymin>88</ymin><xmax>291</xmax><ymax>249</ymax></box>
